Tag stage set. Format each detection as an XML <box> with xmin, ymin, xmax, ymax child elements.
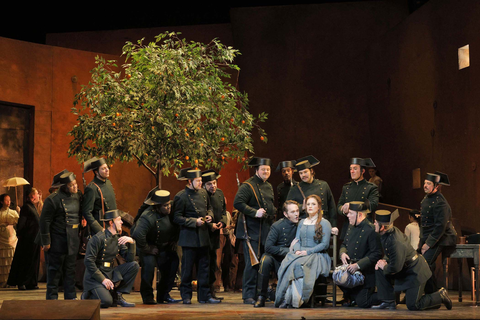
<box><xmin>2</xmin><ymin>0</ymin><xmax>480</xmax><ymax>319</ymax></box>
<box><xmin>0</xmin><ymin>283</ymin><xmax>479</xmax><ymax>319</ymax></box>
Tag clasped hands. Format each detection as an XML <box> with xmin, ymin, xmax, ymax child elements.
<box><xmin>340</xmin><ymin>253</ymin><xmax>360</xmax><ymax>273</ymax></box>
<box><xmin>196</xmin><ymin>215</ymin><xmax>213</xmax><ymax>226</ymax></box>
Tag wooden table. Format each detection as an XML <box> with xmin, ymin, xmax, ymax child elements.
<box><xmin>443</xmin><ymin>244</ymin><xmax>480</xmax><ymax>305</ymax></box>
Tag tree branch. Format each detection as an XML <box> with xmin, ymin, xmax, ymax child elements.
<box><xmin>134</xmin><ymin>154</ymin><xmax>157</xmax><ymax>178</ymax></box>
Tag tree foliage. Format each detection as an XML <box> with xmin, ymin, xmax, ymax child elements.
<box><xmin>68</xmin><ymin>32</ymin><xmax>267</xmax><ymax>185</ymax></box>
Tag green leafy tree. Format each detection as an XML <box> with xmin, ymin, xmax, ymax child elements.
<box><xmin>68</xmin><ymin>32</ymin><xmax>267</xmax><ymax>188</ymax></box>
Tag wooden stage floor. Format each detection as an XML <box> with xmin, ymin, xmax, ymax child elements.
<box><xmin>1</xmin><ymin>283</ymin><xmax>479</xmax><ymax>319</ymax></box>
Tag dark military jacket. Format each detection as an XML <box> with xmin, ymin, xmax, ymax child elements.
<box><xmin>82</xmin><ymin>177</ymin><xmax>117</xmax><ymax>235</ymax></box>
<box><xmin>40</xmin><ymin>189</ymin><xmax>81</xmax><ymax>255</ymax></box>
<box><xmin>380</xmin><ymin>226</ymin><xmax>431</xmax><ymax>291</ymax></box>
<box><xmin>83</xmin><ymin>229</ymin><xmax>136</xmax><ymax>291</ymax></box>
<box><xmin>286</xmin><ymin>179</ymin><xmax>337</xmax><ymax>226</ymax></box>
<box><xmin>131</xmin><ymin>206</ymin><xmax>179</xmax><ymax>254</ymax></box>
<box><xmin>420</xmin><ymin>191</ymin><xmax>457</xmax><ymax>249</ymax></box>
<box><xmin>207</xmin><ymin>188</ymin><xmax>228</xmax><ymax>250</ymax></box>
<box><xmin>264</xmin><ymin>217</ymin><xmax>297</xmax><ymax>261</ymax></box>
<box><xmin>234</xmin><ymin>174</ymin><xmax>275</xmax><ymax>245</ymax></box>
<box><xmin>172</xmin><ymin>187</ymin><xmax>213</xmax><ymax>248</ymax></box>
<box><xmin>337</xmin><ymin>179</ymin><xmax>379</xmax><ymax>220</ymax></box>
<box><xmin>276</xmin><ymin>179</ymin><xmax>297</xmax><ymax>220</ymax></box>
<box><xmin>339</xmin><ymin>219</ymin><xmax>383</xmax><ymax>288</ymax></box>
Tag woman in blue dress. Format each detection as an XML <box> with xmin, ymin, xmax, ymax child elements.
<box><xmin>275</xmin><ymin>194</ymin><xmax>332</xmax><ymax>308</ymax></box>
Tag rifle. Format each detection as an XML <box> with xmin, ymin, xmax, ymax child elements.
<box><xmin>236</xmin><ymin>173</ymin><xmax>260</xmax><ymax>266</ymax></box>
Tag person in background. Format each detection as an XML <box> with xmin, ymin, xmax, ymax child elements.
<box><xmin>0</xmin><ymin>194</ymin><xmax>19</xmax><ymax>288</ymax></box>
<box><xmin>405</xmin><ymin>209</ymin><xmax>420</xmax><ymax>250</ymax></box>
<box><xmin>7</xmin><ymin>188</ymin><xmax>41</xmax><ymax>290</ymax></box>
<box><xmin>368</xmin><ymin>167</ymin><xmax>383</xmax><ymax>199</ymax></box>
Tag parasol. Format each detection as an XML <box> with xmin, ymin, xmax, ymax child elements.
<box><xmin>3</xmin><ymin>177</ymin><xmax>30</xmax><ymax>207</ymax></box>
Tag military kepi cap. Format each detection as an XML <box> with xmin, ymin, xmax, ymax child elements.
<box><xmin>248</xmin><ymin>157</ymin><xmax>271</xmax><ymax>167</ymax></box>
<box><xmin>434</xmin><ymin>171</ymin><xmax>450</xmax><ymax>186</ymax></box>
<box><xmin>376</xmin><ymin>209</ymin><xmax>399</xmax><ymax>224</ymax></box>
<box><xmin>295</xmin><ymin>155</ymin><xmax>320</xmax><ymax>171</ymax></box>
<box><xmin>51</xmin><ymin>171</ymin><xmax>76</xmax><ymax>188</ymax></box>
<box><xmin>275</xmin><ymin>160</ymin><xmax>296</xmax><ymax>172</ymax></box>
<box><xmin>202</xmin><ymin>169</ymin><xmax>221</xmax><ymax>183</ymax></box>
<box><xmin>177</xmin><ymin>167</ymin><xmax>201</xmax><ymax>180</ymax></box>
<box><xmin>350</xmin><ymin>157</ymin><xmax>376</xmax><ymax>168</ymax></box>
<box><xmin>101</xmin><ymin>209</ymin><xmax>122</xmax><ymax>221</ymax></box>
<box><xmin>348</xmin><ymin>201</ymin><xmax>371</xmax><ymax>214</ymax></box>
<box><xmin>84</xmin><ymin>157</ymin><xmax>107</xmax><ymax>173</ymax></box>
<box><xmin>144</xmin><ymin>190</ymin><xmax>171</xmax><ymax>205</ymax></box>
<box><xmin>425</xmin><ymin>172</ymin><xmax>450</xmax><ymax>186</ymax></box>
<box><xmin>51</xmin><ymin>169</ymin><xmax>68</xmax><ymax>187</ymax></box>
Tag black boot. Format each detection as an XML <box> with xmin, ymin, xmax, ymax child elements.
<box><xmin>439</xmin><ymin>287</ymin><xmax>452</xmax><ymax>310</ymax></box>
<box><xmin>371</xmin><ymin>300</ymin><xmax>396</xmax><ymax>310</ymax></box>
<box><xmin>254</xmin><ymin>296</ymin><xmax>266</xmax><ymax>308</ymax></box>
<box><xmin>117</xmin><ymin>292</ymin><xmax>135</xmax><ymax>307</ymax></box>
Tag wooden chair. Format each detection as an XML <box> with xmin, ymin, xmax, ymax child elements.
<box><xmin>309</xmin><ymin>234</ymin><xmax>338</xmax><ymax>307</ymax></box>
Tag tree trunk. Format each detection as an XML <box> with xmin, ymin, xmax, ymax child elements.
<box><xmin>156</xmin><ymin>162</ymin><xmax>162</xmax><ymax>189</ymax></box>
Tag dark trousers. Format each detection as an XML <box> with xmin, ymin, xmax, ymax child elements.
<box><xmin>87</xmin><ymin>261</ymin><xmax>139</xmax><ymax>308</ymax></box>
<box><xmin>209</xmin><ymin>248</ymin><xmax>218</xmax><ymax>287</ymax></box>
<box><xmin>242</xmin><ymin>239</ymin><xmax>263</xmax><ymax>300</ymax></box>
<box><xmin>180</xmin><ymin>246</ymin><xmax>211</xmax><ymax>301</ymax></box>
<box><xmin>375</xmin><ymin>269</ymin><xmax>442</xmax><ymax>310</ymax></box>
<box><xmin>140</xmin><ymin>249</ymin><xmax>179</xmax><ymax>303</ymax></box>
<box><xmin>216</xmin><ymin>234</ymin><xmax>237</xmax><ymax>290</ymax></box>
<box><xmin>422</xmin><ymin>244</ymin><xmax>444</xmax><ymax>294</ymax></box>
<box><xmin>45</xmin><ymin>251</ymin><xmax>77</xmax><ymax>300</ymax></box>
<box><xmin>257</xmin><ymin>253</ymin><xmax>282</xmax><ymax>297</ymax></box>
<box><xmin>340</xmin><ymin>285</ymin><xmax>380</xmax><ymax>308</ymax></box>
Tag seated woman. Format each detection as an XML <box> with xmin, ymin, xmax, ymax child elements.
<box><xmin>275</xmin><ymin>194</ymin><xmax>332</xmax><ymax>308</ymax></box>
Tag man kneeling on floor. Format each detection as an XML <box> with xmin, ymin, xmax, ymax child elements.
<box><xmin>82</xmin><ymin>209</ymin><xmax>139</xmax><ymax>308</ymax></box>
<box><xmin>372</xmin><ymin>209</ymin><xmax>452</xmax><ymax>310</ymax></box>
<box><xmin>254</xmin><ymin>200</ymin><xmax>299</xmax><ymax>308</ymax></box>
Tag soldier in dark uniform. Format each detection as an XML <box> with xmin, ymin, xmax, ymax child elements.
<box><xmin>131</xmin><ymin>190</ymin><xmax>181</xmax><ymax>304</ymax></box>
<box><xmin>372</xmin><ymin>209</ymin><xmax>452</xmax><ymax>310</ymax></box>
<box><xmin>202</xmin><ymin>169</ymin><xmax>228</xmax><ymax>300</ymax></box>
<box><xmin>81</xmin><ymin>209</ymin><xmax>139</xmax><ymax>308</ymax></box>
<box><xmin>337</xmin><ymin>158</ymin><xmax>379</xmax><ymax>240</ymax></box>
<box><xmin>286</xmin><ymin>155</ymin><xmax>337</xmax><ymax>234</ymax></box>
<box><xmin>420</xmin><ymin>172</ymin><xmax>457</xmax><ymax>294</ymax></box>
<box><xmin>234</xmin><ymin>157</ymin><xmax>275</xmax><ymax>304</ymax></box>
<box><xmin>275</xmin><ymin>160</ymin><xmax>296</xmax><ymax>220</ymax></box>
<box><xmin>81</xmin><ymin>157</ymin><xmax>117</xmax><ymax>235</ymax></box>
<box><xmin>40</xmin><ymin>170</ymin><xmax>81</xmax><ymax>300</ymax></box>
<box><xmin>172</xmin><ymin>168</ymin><xmax>220</xmax><ymax>304</ymax></box>
<box><xmin>254</xmin><ymin>200</ymin><xmax>299</xmax><ymax>308</ymax></box>
<box><xmin>339</xmin><ymin>201</ymin><xmax>382</xmax><ymax>308</ymax></box>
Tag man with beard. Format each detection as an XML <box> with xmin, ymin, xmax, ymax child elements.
<box><xmin>173</xmin><ymin>168</ymin><xmax>220</xmax><ymax>304</ymax></box>
<box><xmin>234</xmin><ymin>157</ymin><xmax>275</xmax><ymax>304</ymax></box>
<box><xmin>82</xmin><ymin>157</ymin><xmax>117</xmax><ymax>235</ymax></box>
<box><xmin>81</xmin><ymin>209</ymin><xmax>139</xmax><ymax>308</ymax></box>
<box><xmin>131</xmin><ymin>190</ymin><xmax>181</xmax><ymax>304</ymax></box>
<box><xmin>419</xmin><ymin>172</ymin><xmax>457</xmax><ymax>294</ymax></box>
<box><xmin>286</xmin><ymin>155</ymin><xmax>337</xmax><ymax>234</ymax></box>
<box><xmin>202</xmin><ymin>169</ymin><xmax>227</xmax><ymax>300</ymax></box>
<box><xmin>338</xmin><ymin>201</ymin><xmax>382</xmax><ymax>308</ymax></box>
<box><xmin>372</xmin><ymin>209</ymin><xmax>452</xmax><ymax>310</ymax></box>
<box><xmin>254</xmin><ymin>200</ymin><xmax>299</xmax><ymax>308</ymax></box>
<box><xmin>40</xmin><ymin>170</ymin><xmax>81</xmax><ymax>300</ymax></box>
<box><xmin>275</xmin><ymin>160</ymin><xmax>296</xmax><ymax>220</ymax></box>
<box><xmin>337</xmin><ymin>158</ymin><xmax>379</xmax><ymax>240</ymax></box>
